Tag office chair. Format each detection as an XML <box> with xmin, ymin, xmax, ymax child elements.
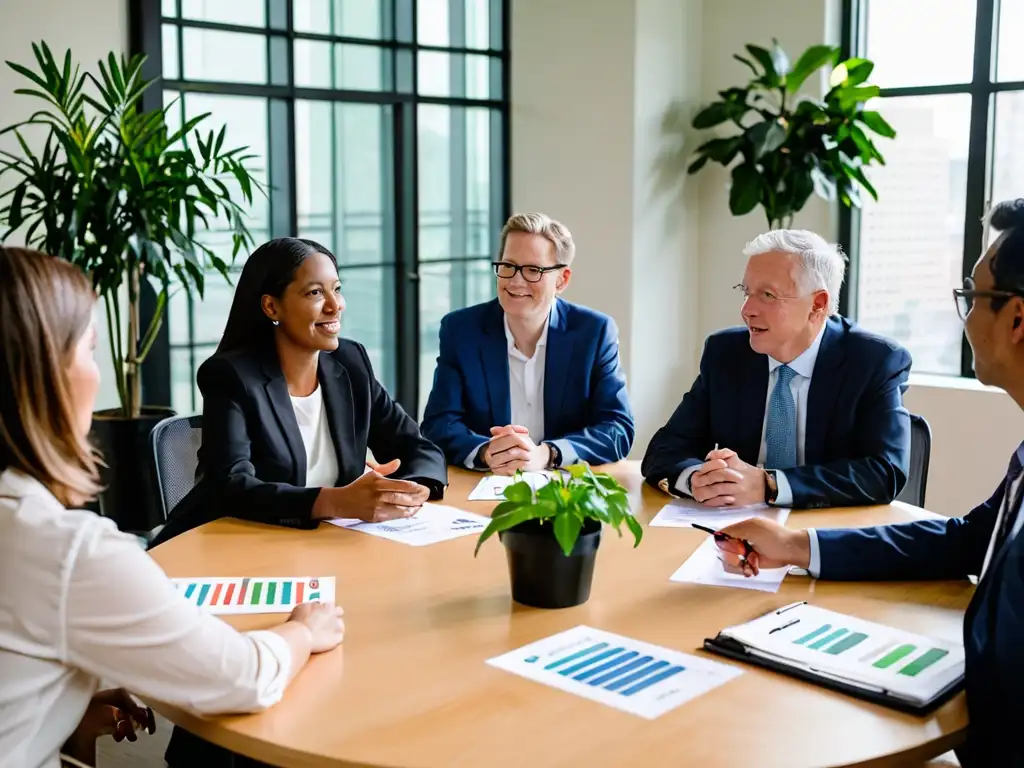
<box><xmin>150</xmin><ymin>414</ymin><xmax>203</xmax><ymax>523</ymax></box>
<box><xmin>895</xmin><ymin>413</ymin><xmax>932</xmax><ymax>508</ymax></box>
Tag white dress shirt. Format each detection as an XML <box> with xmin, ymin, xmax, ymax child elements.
<box><xmin>0</xmin><ymin>468</ymin><xmax>293</xmax><ymax>768</ymax></box>
<box><xmin>677</xmin><ymin>324</ymin><xmax>827</xmax><ymax>506</ymax></box>
<box><xmin>290</xmin><ymin>384</ymin><xmax>339</xmax><ymax>488</ymax></box>
<box><xmin>465</xmin><ymin>312</ymin><xmax>577</xmax><ymax>469</ymax></box>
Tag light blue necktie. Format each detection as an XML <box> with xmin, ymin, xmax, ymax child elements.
<box><xmin>765</xmin><ymin>365</ymin><xmax>798</xmax><ymax>469</ymax></box>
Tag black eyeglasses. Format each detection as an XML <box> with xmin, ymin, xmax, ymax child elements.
<box><xmin>953</xmin><ymin>277</ymin><xmax>1024</xmax><ymax>321</ymax></box>
<box><xmin>492</xmin><ymin>261</ymin><xmax>567</xmax><ymax>283</ymax></box>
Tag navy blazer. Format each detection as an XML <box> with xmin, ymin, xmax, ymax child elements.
<box><xmin>153</xmin><ymin>339</ymin><xmax>448</xmax><ymax>544</ymax></box>
<box><xmin>421</xmin><ymin>298</ymin><xmax>635</xmax><ymax>467</ymax></box>
<box><xmin>816</xmin><ymin>455</ymin><xmax>1024</xmax><ymax>768</ymax></box>
<box><xmin>641</xmin><ymin>316</ymin><xmax>912</xmax><ymax>508</ymax></box>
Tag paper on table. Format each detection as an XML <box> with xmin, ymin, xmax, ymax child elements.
<box><xmin>324</xmin><ymin>502</ymin><xmax>490</xmax><ymax>546</ymax></box>
<box><xmin>467</xmin><ymin>471</ymin><xmax>555</xmax><ymax>501</ymax></box>
<box><xmin>171</xmin><ymin>576</ymin><xmax>335</xmax><ymax>615</ymax></box>
<box><xmin>650</xmin><ymin>498</ymin><xmax>790</xmax><ymax>529</ymax></box>
<box><xmin>486</xmin><ymin>624</ymin><xmax>742</xmax><ymax>719</ymax></box>
<box><xmin>670</xmin><ymin>537</ymin><xmax>788</xmax><ymax>593</ymax></box>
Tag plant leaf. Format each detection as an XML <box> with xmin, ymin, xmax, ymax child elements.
<box><xmin>858</xmin><ymin>110</ymin><xmax>896</xmax><ymax>139</ymax></box>
<box><xmin>769</xmin><ymin>39</ymin><xmax>791</xmax><ymax>77</ymax></box>
<box><xmin>692</xmin><ymin>102</ymin><xmax>733</xmax><ymax>130</ymax></box>
<box><xmin>553</xmin><ymin>513</ymin><xmax>583</xmax><ymax>557</ymax></box>
<box><xmin>746</xmin><ymin>45</ymin><xmax>777</xmax><ymax>85</ymax></box>
<box><xmin>624</xmin><ymin>513</ymin><xmax>644</xmax><ymax>547</ymax></box>
<box><xmin>785</xmin><ymin>44</ymin><xmax>837</xmax><ymax>94</ymax></box>
<box><xmin>687</xmin><ymin>155</ymin><xmax>709</xmax><ymax>175</ymax></box>
<box><xmin>729</xmin><ymin>163</ymin><xmax>763</xmax><ymax>216</ymax></box>
<box><xmin>733</xmin><ymin>54</ymin><xmax>760</xmax><ymax>77</ymax></box>
<box><xmin>746</xmin><ymin>120</ymin><xmax>787</xmax><ymax>159</ymax></box>
<box><xmin>473</xmin><ymin>504</ymin><xmax>546</xmax><ymax>557</ymax></box>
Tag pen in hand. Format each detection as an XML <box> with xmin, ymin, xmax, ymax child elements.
<box><xmin>691</xmin><ymin>523</ymin><xmax>755</xmax><ymax>566</ymax></box>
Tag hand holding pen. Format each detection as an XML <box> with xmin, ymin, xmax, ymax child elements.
<box><xmin>691</xmin><ymin>518</ymin><xmax>812</xmax><ymax>577</ymax></box>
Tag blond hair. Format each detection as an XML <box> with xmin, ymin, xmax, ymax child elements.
<box><xmin>499</xmin><ymin>212</ymin><xmax>576</xmax><ymax>264</ymax></box>
<box><xmin>0</xmin><ymin>246</ymin><xmax>101</xmax><ymax>506</ymax></box>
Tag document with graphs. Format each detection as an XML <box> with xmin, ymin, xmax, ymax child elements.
<box><xmin>704</xmin><ymin>602</ymin><xmax>965</xmax><ymax>712</ymax></box>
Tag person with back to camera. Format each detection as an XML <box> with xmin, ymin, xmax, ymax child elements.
<box><xmin>0</xmin><ymin>246</ymin><xmax>344</xmax><ymax>768</ymax></box>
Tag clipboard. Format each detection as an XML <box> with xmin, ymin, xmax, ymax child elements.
<box><xmin>702</xmin><ymin>602</ymin><xmax>965</xmax><ymax>715</ymax></box>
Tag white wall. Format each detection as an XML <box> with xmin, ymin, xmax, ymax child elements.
<box><xmin>0</xmin><ymin>0</ymin><xmax>128</xmax><ymax>412</ymax></box>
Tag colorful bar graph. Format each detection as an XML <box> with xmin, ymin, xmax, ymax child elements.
<box><xmin>793</xmin><ymin>624</ymin><xmax>831</xmax><ymax>645</ymax></box>
<box><xmin>873</xmin><ymin>643</ymin><xmax>916</xmax><ymax>669</ymax></box>
<box><xmin>825</xmin><ymin>632</ymin><xmax>868</xmax><ymax>655</ymax></box>
<box><xmin>899</xmin><ymin>648</ymin><xmax>948</xmax><ymax>677</ymax></box>
<box><xmin>172</xmin><ymin>577</ymin><xmax>334</xmax><ymax>615</ymax></box>
<box><xmin>808</xmin><ymin>628</ymin><xmax>848</xmax><ymax>650</ymax></box>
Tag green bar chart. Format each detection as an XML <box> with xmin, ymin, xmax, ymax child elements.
<box><xmin>792</xmin><ymin>624</ymin><xmax>950</xmax><ymax>678</ymax></box>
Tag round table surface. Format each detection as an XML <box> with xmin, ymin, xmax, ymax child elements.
<box><xmin>149</xmin><ymin>462</ymin><xmax>972</xmax><ymax>768</ymax></box>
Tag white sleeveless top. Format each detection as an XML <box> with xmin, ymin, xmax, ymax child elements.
<box><xmin>290</xmin><ymin>384</ymin><xmax>339</xmax><ymax>488</ymax></box>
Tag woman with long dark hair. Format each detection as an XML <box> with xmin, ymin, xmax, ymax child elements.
<box><xmin>155</xmin><ymin>237</ymin><xmax>447</xmax><ymax>543</ymax></box>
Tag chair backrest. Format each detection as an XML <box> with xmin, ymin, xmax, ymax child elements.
<box><xmin>151</xmin><ymin>415</ymin><xmax>203</xmax><ymax>521</ymax></box>
<box><xmin>895</xmin><ymin>413</ymin><xmax>932</xmax><ymax>508</ymax></box>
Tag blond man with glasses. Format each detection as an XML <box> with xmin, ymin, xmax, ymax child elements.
<box><xmin>422</xmin><ymin>213</ymin><xmax>635</xmax><ymax>473</ymax></box>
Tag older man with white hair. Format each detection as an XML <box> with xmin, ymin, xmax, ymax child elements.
<box><xmin>642</xmin><ymin>229</ymin><xmax>912</xmax><ymax>509</ymax></box>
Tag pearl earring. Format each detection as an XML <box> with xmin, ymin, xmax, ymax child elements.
<box><xmin>271</xmin><ymin>320</ymin><xmax>280</xmax><ymax>326</ymax></box>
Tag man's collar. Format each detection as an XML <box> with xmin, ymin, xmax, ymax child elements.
<box><xmin>768</xmin><ymin>323</ymin><xmax>827</xmax><ymax>378</ymax></box>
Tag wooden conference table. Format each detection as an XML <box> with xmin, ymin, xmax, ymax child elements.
<box><xmin>149</xmin><ymin>462</ymin><xmax>972</xmax><ymax>768</ymax></box>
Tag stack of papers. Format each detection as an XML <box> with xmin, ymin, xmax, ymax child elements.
<box><xmin>650</xmin><ymin>498</ymin><xmax>790</xmax><ymax>529</ymax></box>
<box><xmin>325</xmin><ymin>503</ymin><xmax>490</xmax><ymax>546</ymax></box>
<box><xmin>670</xmin><ymin>537</ymin><xmax>789</xmax><ymax>593</ymax></box>
<box><xmin>467</xmin><ymin>471</ymin><xmax>556</xmax><ymax>501</ymax></box>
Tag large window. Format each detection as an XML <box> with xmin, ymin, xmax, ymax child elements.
<box><xmin>842</xmin><ymin>0</ymin><xmax>1024</xmax><ymax>376</ymax></box>
<box><xmin>134</xmin><ymin>0</ymin><xmax>508</xmax><ymax>415</ymax></box>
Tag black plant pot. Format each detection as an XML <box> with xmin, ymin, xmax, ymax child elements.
<box><xmin>499</xmin><ymin>517</ymin><xmax>602</xmax><ymax>609</ymax></box>
<box><xmin>90</xmin><ymin>406</ymin><xmax>174</xmax><ymax>533</ymax></box>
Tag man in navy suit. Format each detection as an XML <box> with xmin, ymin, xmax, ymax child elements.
<box><xmin>642</xmin><ymin>229</ymin><xmax>911</xmax><ymax>509</ymax></box>
<box><xmin>714</xmin><ymin>198</ymin><xmax>1024</xmax><ymax>768</ymax></box>
<box><xmin>422</xmin><ymin>212</ymin><xmax>634</xmax><ymax>472</ymax></box>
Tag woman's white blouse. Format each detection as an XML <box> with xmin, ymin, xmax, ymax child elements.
<box><xmin>0</xmin><ymin>468</ymin><xmax>293</xmax><ymax>768</ymax></box>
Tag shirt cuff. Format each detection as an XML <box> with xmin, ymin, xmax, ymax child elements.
<box><xmin>806</xmin><ymin>528</ymin><xmax>821</xmax><ymax>578</ymax></box>
<box><xmin>234</xmin><ymin>629</ymin><xmax>292</xmax><ymax>711</ymax></box>
<box><xmin>773</xmin><ymin>470</ymin><xmax>793</xmax><ymax>507</ymax></box>
<box><xmin>464</xmin><ymin>441</ymin><xmax>488</xmax><ymax>470</ymax></box>
<box><xmin>675</xmin><ymin>466</ymin><xmax>698</xmax><ymax>497</ymax></box>
<box><xmin>551</xmin><ymin>439</ymin><xmax>578</xmax><ymax>467</ymax></box>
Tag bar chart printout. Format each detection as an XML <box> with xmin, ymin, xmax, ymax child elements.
<box><xmin>172</xmin><ymin>577</ymin><xmax>336</xmax><ymax>615</ymax></box>
<box><xmin>487</xmin><ymin>625</ymin><xmax>743</xmax><ymax>719</ymax></box>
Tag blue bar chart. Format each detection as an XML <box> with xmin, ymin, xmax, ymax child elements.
<box><xmin>487</xmin><ymin>625</ymin><xmax>742</xmax><ymax>719</ymax></box>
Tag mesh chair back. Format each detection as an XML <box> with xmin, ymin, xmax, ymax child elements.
<box><xmin>895</xmin><ymin>413</ymin><xmax>932</xmax><ymax>508</ymax></box>
<box><xmin>151</xmin><ymin>415</ymin><xmax>203</xmax><ymax>521</ymax></box>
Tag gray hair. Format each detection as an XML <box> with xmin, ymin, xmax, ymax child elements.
<box><xmin>742</xmin><ymin>229</ymin><xmax>846</xmax><ymax>315</ymax></box>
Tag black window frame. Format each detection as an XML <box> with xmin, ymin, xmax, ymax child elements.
<box><xmin>130</xmin><ymin>0</ymin><xmax>511</xmax><ymax>414</ymax></box>
<box><xmin>838</xmin><ymin>0</ymin><xmax>1024</xmax><ymax>378</ymax></box>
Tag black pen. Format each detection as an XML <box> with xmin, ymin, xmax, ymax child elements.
<box><xmin>691</xmin><ymin>523</ymin><xmax>755</xmax><ymax>564</ymax></box>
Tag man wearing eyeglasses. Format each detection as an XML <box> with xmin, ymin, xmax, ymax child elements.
<box><xmin>642</xmin><ymin>229</ymin><xmax>912</xmax><ymax>509</ymax></box>
<box><xmin>710</xmin><ymin>199</ymin><xmax>1024</xmax><ymax>768</ymax></box>
<box><xmin>422</xmin><ymin>212</ymin><xmax>634</xmax><ymax>473</ymax></box>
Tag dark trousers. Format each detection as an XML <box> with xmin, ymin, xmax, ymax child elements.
<box><xmin>165</xmin><ymin>725</ymin><xmax>276</xmax><ymax>767</ymax></box>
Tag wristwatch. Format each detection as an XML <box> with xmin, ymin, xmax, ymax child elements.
<box><xmin>763</xmin><ymin>469</ymin><xmax>779</xmax><ymax>504</ymax></box>
<box><xmin>657</xmin><ymin>475</ymin><xmax>686</xmax><ymax>498</ymax></box>
<box><xmin>545</xmin><ymin>441</ymin><xmax>562</xmax><ymax>469</ymax></box>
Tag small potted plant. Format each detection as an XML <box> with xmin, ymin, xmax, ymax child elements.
<box><xmin>474</xmin><ymin>464</ymin><xmax>643</xmax><ymax>608</ymax></box>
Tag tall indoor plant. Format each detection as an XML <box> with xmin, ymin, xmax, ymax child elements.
<box><xmin>475</xmin><ymin>465</ymin><xmax>643</xmax><ymax>609</ymax></box>
<box><xmin>687</xmin><ymin>40</ymin><xmax>896</xmax><ymax>229</ymax></box>
<box><xmin>0</xmin><ymin>43</ymin><xmax>260</xmax><ymax>531</ymax></box>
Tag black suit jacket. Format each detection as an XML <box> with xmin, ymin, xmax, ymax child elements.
<box><xmin>153</xmin><ymin>340</ymin><xmax>447</xmax><ymax>543</ymax></box>
<box><xmin>641</xmin><ymin>316</ymin><xmax>912</xmax><ymax>508</ymax></box>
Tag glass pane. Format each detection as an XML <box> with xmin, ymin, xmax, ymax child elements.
<box><xmin>855</xmin><ymin>94</ymin><xmax>972</xmax><ymax>376</ymax></box>
<box><xmin>181</xmin><ymin>0</ymin><xmax>266</xmax><ymax>27</ymax></box>
<box><xmin>294</xmin><ymin>40</ymin><xmax>386</xmax><ymax>90</ymax></box>
<box><xmin>191</xmin><ymin>278</ymin><xmax>238</xmax><ymax>345</ymax></box>
<box><xmin>990</xmin><ymin>92</ymin><xmax>1024</xmax><ymax>247</ymax></box>
<box><xmin>996</xmin><ymin>1</ymin><xmax>1024</xmax><ymax>81</ymax></box>
<box><xmin>168</xmin><ymin>288</ymin><xmax>190</xmax><ymax>345</ymax></box>
<box><xmin>866</xmin><ymin>0</ymin><xmax>976</xmax><ymax>87</ymax></box>
<box><xmin>162</xmin><ymin>0</ymin><xmax>178</xmax><ymax>17</ymax></box>
<box><xmin>418</xmin><ymin>52</ymin><xmax>496</xmax><ymax>98</ymax></box>
<box><xmin>182</xmin><ymin>28</ymin><xmax>268</xmax><ymax>84</ymax></box>
<box><xmin>418</xmin><ymin>259</ymin><xmax>494</xmax><ymax>416</ymax></box>
<box><xmin>418</xmin><ymin>105</ymin><xmax>494</xmax><ymax>261</ymax></box>
<box><xmin>162</xmin><ymin>24</ymin><xmax>179</xmax><ymax>80</ymax></box>
<box><xmin>296</xmin><ymin>101</ymin><xmax>392</xmax><ymax>265</ymax></box>
<box><xmin>170</xmin><ymin>347</ymin><xmax>195</xmax><ymax>415</ymax></box>
<box><xmin>340</xmin><ymin>266</ymin><xmax>395</xmax><ymax>393</ymax></box>
<box><xmin>294</xmin><ymin>0</ymin><xmax>384</xmax><ymax>39</ymax></box>
<box><xmin>418</xmin><ymin>0</ymin><xmax>493</xmax><ymax>49</ymax></box>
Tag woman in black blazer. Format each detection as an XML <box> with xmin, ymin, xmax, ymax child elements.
<box><xmin>155</xmin><ymin>237</ymin><xmax>448</xmax><ymax>545</ymax></box>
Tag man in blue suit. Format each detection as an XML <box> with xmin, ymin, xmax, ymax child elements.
<box><xmin>422</xmin><ymin>212</ymin><xmax>634</xmax><ymax>472</ymax></box>
<box><xmin>714</xmin><ymin>198</ymin><xmax>1024</xmax><ymax>768</ymax></box>
<box><xmin>642</xmin><ymin>229</ymin><xmax>911</xmax><ymax>509</ymax></box>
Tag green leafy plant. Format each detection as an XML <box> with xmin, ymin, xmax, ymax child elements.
<box><xmin>0</xmin><ymin>42</ymin><xmax>261</xmax><ymax>418</ymax></box>
<box><xmin>687</xmin><ymin>39</ymin><xmax>896</xmax><ymax>229</ymax></box>
<box><xmin>474</xmin><ymin>464</ymin><xmax>644</xmax><ymax>558</ymax></box>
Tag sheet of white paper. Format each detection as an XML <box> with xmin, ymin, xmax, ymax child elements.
<box><xmin>467</xmin><ymin>471</ymin><xmax>555</xmax><ymax>501</ymax></box>
<box><xmin>171</xmin><ymin>576</ymin><xmax>335</xmax><ymax>615</ymax></box>
<box><xmin>324</xmin><ymin>503</ymin><xmax>490</xmax><ymax>546</ymax></box>
<box><xmin>670</xmin><ymin>537</ymin><xmax>788</xmax><ymax>593</ymax></box>
<box><xmin>650</xmin><ymin>498</ymin><xmax>790</xmax><ymax>529</ymax></box>
<box><xmin>487</xmin><ymin>625</ymin><xmax>742</xmax><ymax>719</ymax></box>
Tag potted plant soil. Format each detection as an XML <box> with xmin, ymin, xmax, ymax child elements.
<box><xmin>474</xmin><ymin>464</ymin><xmax>643</xmax><ymax>608</ymax></box>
